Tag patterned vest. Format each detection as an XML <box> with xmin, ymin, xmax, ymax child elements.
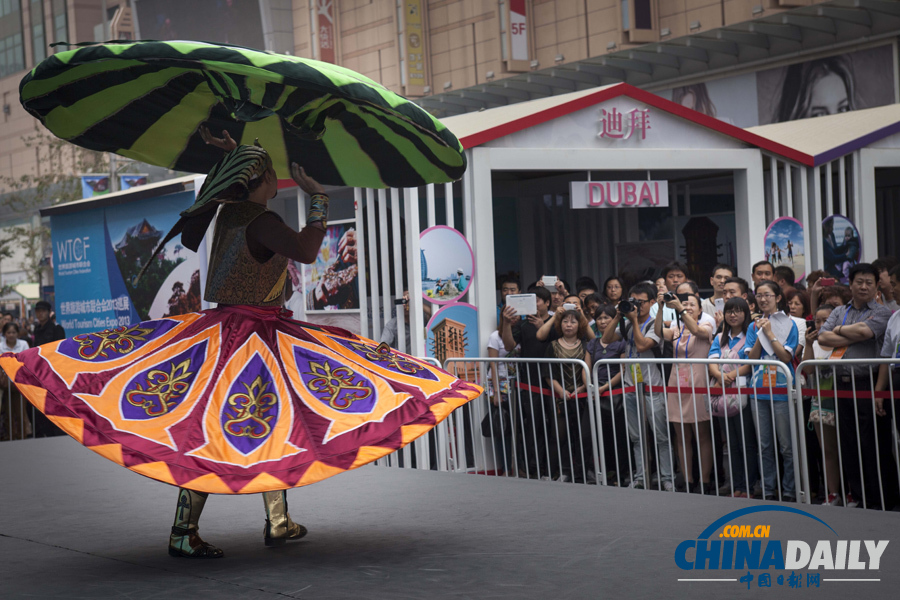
<box><xmin>204</xmin><ymin>202</ymin><xmax>288</xmax><ymax>307</ymax></box>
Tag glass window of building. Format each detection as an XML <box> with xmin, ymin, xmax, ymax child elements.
<box><xmin>0</xmin><ymin>0</ymin><xmax>24</xmax><ymax>78</ymax></box>
<box><xmin>51</xmin><ymin>0</ymin><xmax>66</xmax><ymax>50</ymax></box>
<box><xmin>30</xmin><ymin>0</ymin><xmax>44</xmax><ymax>63</ymax></box>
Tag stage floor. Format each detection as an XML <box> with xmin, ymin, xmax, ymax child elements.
<box><xmin>1</xmin><ymin>436</ymin><xmax>898</xmax><ymax>599</ymax></box>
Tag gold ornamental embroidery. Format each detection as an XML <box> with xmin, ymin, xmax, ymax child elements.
<box><xmin>348</xmin><ymin>341</ymin><xmax>423</xmax><ymax>375</ymax></box>
<box><xmin>124</xmin><ymin>359</ymin><xmax>194</xmax><ymax>416</ymax></box>
<box><xmin>304</xmin><ymin>360</ymin><xmax>372</xmax><ymax>410</ymax></box>
<box><xmin>223</xmin><ymin>375</ymin><xmax>278</xmax><ymax>439</ymax></box>
<box><xmin>74</xmin><ymin>325</ymin><xmax>156</xmax><ymax>360</ymax></box>
<box><xmin>262</xmin><ymin>267</ymin><xmax>288</xmax><ymax>303</ymax></box>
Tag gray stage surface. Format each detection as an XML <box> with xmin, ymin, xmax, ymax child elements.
<box><xmin>1</xmin><ymin>437</ymin><xmax>898</xmax><ymax>599</ymax></box>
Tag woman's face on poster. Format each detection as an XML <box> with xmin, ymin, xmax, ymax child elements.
<box><xmin>679</xmin><ymin>91</ymin><xmax>695</xmax><ymax>109</ymax></box>
<box><xmin>806</xmin><ymin>73</ymin><xmax>851</xmax><ymax>118</ymax></box>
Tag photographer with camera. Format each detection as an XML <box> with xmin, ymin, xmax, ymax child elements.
<box><xmin>656</xmin><ymin>289</ymin><xmax>717</xmax><ymax>494</ymax></box>
<box><xmin>601</xmin><ymin>282</ymin><xmax>674</xmax><ymax>491</ymax></box>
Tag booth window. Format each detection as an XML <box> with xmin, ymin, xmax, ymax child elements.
<box><xmin>0</xmin><ymin>0</ymin><xmax>24</xmax><ymax>78</ymax></box>
<box><xmin>51</xmin><ymin>0</ymin><xmax>66</xmax><ymax>49</ymax></box>
<box><xmin>30</xmin><ymin>0</ymin><xmax>43</xmax><ymax>64</ymax></box>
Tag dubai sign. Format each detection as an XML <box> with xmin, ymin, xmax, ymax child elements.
<box><xmin>570</xmin><ymin>180</ymin><xmax>669</xmax><ymax>209</ymax></box>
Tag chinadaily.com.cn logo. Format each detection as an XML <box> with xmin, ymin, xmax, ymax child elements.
<box><xmin>674</xmin><ymin>506</ymin><xmax>889</xmax><ymax>589</ymax></box>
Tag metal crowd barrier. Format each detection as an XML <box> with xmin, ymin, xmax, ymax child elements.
<box><xmin>591</xmin><ymin>358</ymin><xmax>798</xmax><ymax>503</ymax></box>
<box><xmin>372</xmin><ymin>355</ymin><xmax>860</xmax><ymax>509</ymax></box>
<box><xmin>795</xmin><ymin>358</ymin><xmax>900</xmax><ymax>511</ymax></box>
<box><xmin>442</xmin><ymin>357</ymin><xmax>596</xmax><ymax>482</ymax></box>
<box><xmin>1</xmin><ymin>376</ymin><xmax>36</xmax><ymax>442</ymax></box>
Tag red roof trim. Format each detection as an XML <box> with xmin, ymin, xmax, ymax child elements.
<box><xmin>458</xmin><ymin>82</ymin><xmax>815</xmax><ymax>166</ymax></box>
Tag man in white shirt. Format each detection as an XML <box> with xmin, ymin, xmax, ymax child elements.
<box><xmin>701</xmin><ymin>263</ymin><xmax>735</xmax><ymax>321</ymax></box>
<box><xmin>601</xmin><ymin>281</ymin><xmax>673</xmax><ymax>491</ymax></box>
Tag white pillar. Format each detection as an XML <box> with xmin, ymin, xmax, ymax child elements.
<box><xmin>858</xmin><ymin>149</ymin><xmax>879</xmax><ymax>263</ymax></box>
<box><xmin>404</xmin><ymin>187</ymin><xmax>425</xmax><ymax>356</ymax></box>
<box><xmin>468</xmin><ymin>147</ymin><xmax>496</xmax><ymax>361</ymax></box>
<box><xmin>807</xmin><ymin>166</ymin><xmax>823</xmax><ymax>272</ymax></box>
<box><xmin>734</xmin><ymin>155</ymin><xmax>766</xmax><ymax>281</ymax></box>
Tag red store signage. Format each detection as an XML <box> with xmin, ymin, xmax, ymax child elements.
<box><xmin>570</xmin><ymin>180</ymin><xmax>669</xmax><ymax>209</ymax></box>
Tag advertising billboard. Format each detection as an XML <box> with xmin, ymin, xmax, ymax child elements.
<box><xmin>51</xmin><ymin>190</ymin><xmax>207</xmax><ymax>336</ymax></box>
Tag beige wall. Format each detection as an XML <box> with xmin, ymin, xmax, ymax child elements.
<box><xmin>0</xmin><ymin>0</ymin><xmax>823</xmax><ymax>184</ymax></box>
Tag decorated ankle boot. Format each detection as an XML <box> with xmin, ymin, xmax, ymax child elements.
<box><xmin>263</xmin><ymin>490</ymin><xmax>307</xmax><ymax>547</ymax></box>
<box><xmin>168</xmin><ymin>488</ymin><xmax>224</xmax><ymax>558</ymax></box>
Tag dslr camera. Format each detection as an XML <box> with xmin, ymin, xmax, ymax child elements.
<box><xmin>617</xmin><ymin>298</ymin><xmax>636</xmax><ymax>314</ymax></box>
<box><xmin>663</xmin><ymin>291</ymin><xmax>677</xmax><ymax>303</ymax></box>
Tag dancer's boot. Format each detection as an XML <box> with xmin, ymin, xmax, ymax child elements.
<box><xmin>263</xmin><ymin>490</ymin><xmax>307</xmax><ymax>547</ymax></box>
<box><xmin>168</xmin><ymin>488</ymin><xmax>224</xmax><ymax>558</ymax></box>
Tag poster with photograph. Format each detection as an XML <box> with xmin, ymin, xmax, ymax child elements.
<box><xmin>298</xmin><ymin>220</ymin><xmax>359</xmax><ymax>314</ymax></box>
<box><xmin>764</xmin><ymin>217</ymin><xmax>805</xmax><ymax>283</ymax></box>
<box><xmin>822</xmin><ymin>215</ymin><xmax>861</xmax><ymax>284</ymax></box>
<box><xmin>81</xmin><ymin>175</ymin><xmax>110</xmax><ymax>198</ymax></box>
<box><xmin>661</xmin><ymin>72</ymin><xmax>759</xmax><ymax>127</ymax></box>
<box><xmin>420</xmin><ymin>225</ymin><xmax>475</xmax><ymax>304</ymax></box>
<box><xmin>659</xmin><ymin>44</ymin><xmax>895</xmax><ymax>128</ymax></box>
<box><xmin>50</xmin><ymin>189</ymin><xmax>207</xmax><ymax>336</ymax></box>
<box><xmin>426</xmin><ymin>303</ymin><xmax>479</xmax><ymax>364</ymax></box>
<box><xmin>105</xmin><ymin>190</ymin><xmax>206</xmax><ymax>320</ymax></box>
<box><xmin>756</xmin><ymin>45</ymin><xmax>895</xmax><ymax>125</ymax></box>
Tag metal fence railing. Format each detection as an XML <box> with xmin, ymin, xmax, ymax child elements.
<box><xmin>367</xmin><ymin>354</ymin><xmax>900</xmax><ymax>512</ymax></box>
<box><xmin>795</xmin><ymin>358</ymin><xmax>900</xmax><ymax>511</ymax></box>
<box><xmin>442</xmin><ymin>357</ymin><xmax>596</xmax><ymax>482</ymax></box>
<box><xmin>1</xmin><ymin>375</ymin><xmax>36</xmax><ymax>441</ymax></box>
<box><xmin>591</xmin><ymin>358</ymin><xmax>798</xmax><ymax>503</ymax></box>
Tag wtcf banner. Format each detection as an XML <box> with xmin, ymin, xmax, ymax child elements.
<box><xmin>51</xmin><ymin>190</ymin><xmax>207</xmax><ymax>336</ymax></box>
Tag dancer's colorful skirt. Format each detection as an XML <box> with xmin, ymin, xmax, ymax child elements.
<box><xmin>0</xmin><ymin>305</ymin><xmax>481</xmax><ymax>494</ymax></box>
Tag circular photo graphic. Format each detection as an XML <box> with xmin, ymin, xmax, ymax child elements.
<box><xmin>420</xmin><ymin>225</ymin><xmax>474</xmax><ymax>305</ymax></box>
<box><xmin>822</xmin><ymin>215</ymin><xmax>861</xmax><ymax>284</ymax></box>
<box><xmin>763</xmin><ymin>216</ymin><xmax>805</xmax><ymax>283</ymax></box>
<box><xmin>426</xmin><ymin>302</ymin><xmax>479</xmax><ymax>364</ymax></box>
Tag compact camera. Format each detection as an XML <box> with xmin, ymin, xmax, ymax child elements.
<box><xmin>663</xmin><ymin>291</ymin><xmax>677</xmax><ymax>303</ymax></box>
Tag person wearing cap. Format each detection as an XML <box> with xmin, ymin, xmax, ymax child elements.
<box><xmin>30</xmin><ymin>300</ymin><xmax>66</xmax><ymax>437</ymax></box>
<box><xmin>455</xmin><ymin>268</ymin><xmax>466</xmax><ymax>293</ymax></box>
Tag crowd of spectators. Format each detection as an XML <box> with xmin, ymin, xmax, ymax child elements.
<box><xmin>0</xmin><ymin>301</ymin><xmax>66</xmax><ymax>440</ymax></box>
<box><xmin>487</xmin><ymin>255</ymin><xmax>900</xmax><ymax>510</ymax></box>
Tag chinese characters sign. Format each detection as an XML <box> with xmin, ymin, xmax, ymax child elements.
<box><xmin>570</xmin><ymin>181</ymin><xmax>669</xmax><ymax>209</ymax></box>
<box><xmin>405</xmin><ymin>0</ymin><xmax>426</xmax><ymax>88</ymax></box>
<box><xmin>598</xmin><ymin>107</ymin><xmax>651</xmax><ymax>140</ymax></box>
<box><xmin>316</xmin><ymin>0</ymin><xmax>335</xmax><ymax>63</ymax></box>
